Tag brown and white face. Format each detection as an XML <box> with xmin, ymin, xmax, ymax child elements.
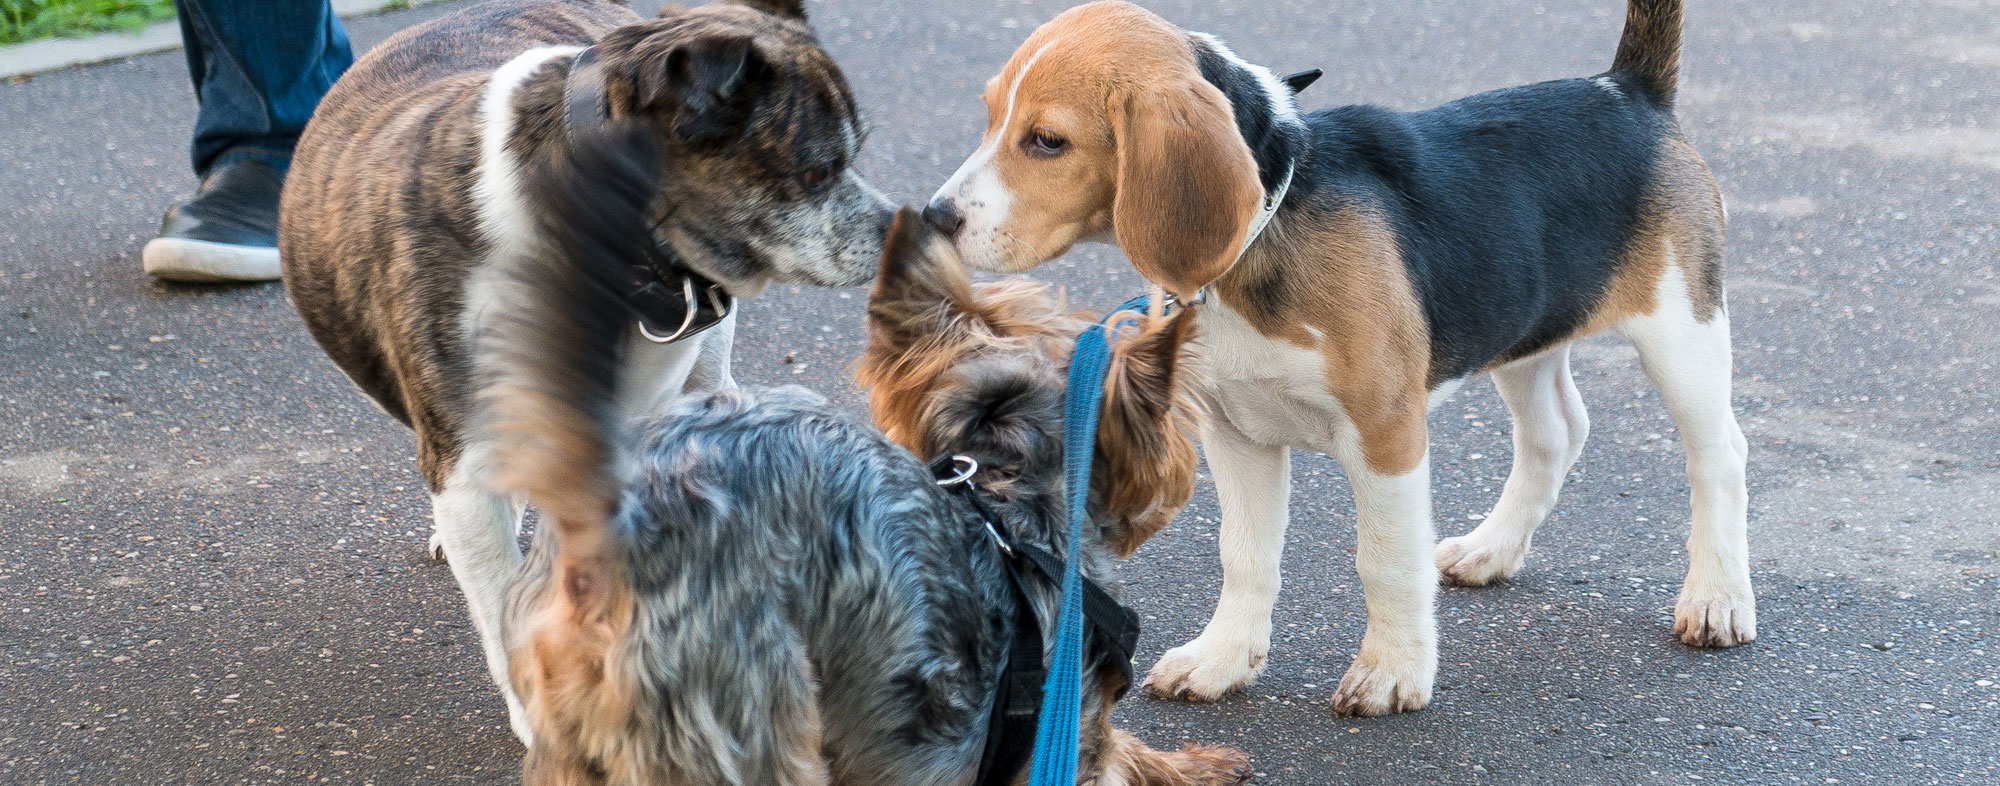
<box><xmin>922</xmin><ymin>1</ymin><xmax>1267</xmax><ymax>299</ymax></box>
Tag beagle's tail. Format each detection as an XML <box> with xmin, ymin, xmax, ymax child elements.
<box><xmin>1610</xmin><ymin>0</ymin><xmax>1682</xmax><ymax>107</ymax></box>
<box><xmin>480</xmin><ymin>123</ymin><xmax>659</xmax><ymax>604</ymax></box>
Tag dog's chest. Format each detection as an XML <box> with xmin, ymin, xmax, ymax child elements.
<box><xmin>1192</xmin><ymin>298</ymin><xmax>1358</xmax><ymax>451</ymax></box>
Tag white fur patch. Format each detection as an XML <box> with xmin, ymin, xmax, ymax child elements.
<box><xmin>932</xmin><ymin>37</ymin><xmax>1059</xmax><ymax>262</ymax></box>
<box><xmin>1190</xmin><ymin>32</ymin><xmax>1301</xmax><ymax>127</ymax></box>
<box><xmin>430</xmin><ymin>443</ymin><xmax>533</xmax><ymax>742</ymax></box>
<box><xmin>1591</xmin><ymin>75</ymin><xmax>1626</xmax><ymax>100</ymax></box>
<box><xmin>467</xmin><ymin>45</ymin><xmax>585</xmax><ymax>338</ymax></box>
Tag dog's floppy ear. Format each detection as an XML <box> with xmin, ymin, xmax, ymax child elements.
<box><xmin>858</xmin><ymin>208</ymin><xmax>982</xmax><ymax>448</ymax></box>
<box><xmin>619</xmin><ymin>32</ymin><xmax>759</xmax><ymax>142</ymax></box>
<box><xmin>865</xmin><ymin>207</ymin><xmax>979</xmax><ymax>351</ymax></box>
<box><xmin>729</xmin><ymin>0</ymin><xmax>806</xmax><ymax>20</ymax></box>
<box><xmin>1092</xmin><ymin>305</ymin><xmax>1201</xmax><ymax>556</ymax></box>
<box><xmin>1109</xmin><ymin>82</ymin><xmax>1264</xmax><ymax>300</ymax></box>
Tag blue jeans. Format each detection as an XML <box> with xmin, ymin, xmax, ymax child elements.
<box><xmin>174</xmin><ymin>0</ymin><xmax>354</xmax><ymax>178</ymax></box>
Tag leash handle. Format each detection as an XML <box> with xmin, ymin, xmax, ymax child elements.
<box><xmin>1027</xmin><ymin>294</ymin><xmax>1156</xmax><ymax>786</ymax></box>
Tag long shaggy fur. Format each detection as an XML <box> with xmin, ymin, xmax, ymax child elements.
<box><xmin>483</xmin><ymin>122</ymin><xmax>657</xmax><ymax>560</ymax></box>
<box><xmin>488</xmin><ymin>204</ymin><xmax>1241</xmax><ymax>785</ymax></box>
<box><xmin>856</xmin><ymin>215</ymin><xmax>1206</xmax><ymax>557</ymax></box>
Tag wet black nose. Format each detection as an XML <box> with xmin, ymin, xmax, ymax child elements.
<box><xmin>922</xmin><ymin>197</ymin><xmax>964</xmax><ymax>236</ymax></box>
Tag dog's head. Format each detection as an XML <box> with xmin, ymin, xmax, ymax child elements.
<box><xmin>857</xmin><ymin>208</ymin><xmax>1201</xmax><ymax>556</ymax></box>
<box><xmin>925</xmin><ymin>1</ymin><xmax>1305</xmax><ymax>300</ymax></box>
<box><xmin>589</xmin><ymin>0</ymin><xmax>893</xmax><ymax>291</ymax></box>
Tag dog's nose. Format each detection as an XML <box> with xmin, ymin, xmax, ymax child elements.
<box><xmin>922</xmin><ymin>197</ymin><xmax>965</xmax><ymax>236</ymax></box>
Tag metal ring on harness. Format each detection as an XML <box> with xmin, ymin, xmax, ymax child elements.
<box><xmin>934</xmin><ymin>455</ymin><xmax>978</xmax><ymax>486</ymax></box>
<box><xmin>1162</xmin><ymin>286</ymin><xmax>1208</xmax><ymax>309</ymax></box>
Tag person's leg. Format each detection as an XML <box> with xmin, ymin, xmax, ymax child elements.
<box><xmin>145</xmin><ymin>0</ymin><xmax>354</xmax><ymax>282</ymax></box>
<box><xmin>178</xmin><ymin>0</ymin><xmax>354</xmax><ymax>178</ymax></box>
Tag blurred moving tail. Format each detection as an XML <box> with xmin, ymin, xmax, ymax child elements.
<box><xmin>1610</xmin><ymin>0</ymin><xmax>1683</xmax><ymax>107</ymax></box>
<box><xmin>480</xmin><ymin>123</ymin><xmax>661</xmax><ymax>613</ymax></box>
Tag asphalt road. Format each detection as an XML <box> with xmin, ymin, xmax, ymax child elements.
<box><xmin>2</xmin><ymin>1</ymin><xmax>1996</xmax><ymax>784</ymax></box>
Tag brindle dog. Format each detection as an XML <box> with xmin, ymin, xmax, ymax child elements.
<box><xmin>279</xmin><ymin>0</ymin><xmax>892</xmax><ymax>743</ymax></box>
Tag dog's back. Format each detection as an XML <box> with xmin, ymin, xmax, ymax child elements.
<box><xmin>1290</xmin><ymin>0</ymin><xmax>1713</xmax><ymax>383</ymax></box>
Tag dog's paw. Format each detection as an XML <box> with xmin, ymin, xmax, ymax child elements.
<box><xmin>1330</xmin><ymin>645</ymin><xmax>1434</xmax><ymax>717</ymax></box>
<box><xmin>1434</xmin><ymin>531</ymin><xmax>1527</xmax><ymax>587</ymax></box>
<box><xmin>427</xmin><ymin>530</ymin><xmax>448</xmax><ymax>563</ymax></box>
<box><xmin>1144</xmin><ymin>636</ymin><xmax>1267</xmax><ymax>701</ymax></box>
<box><xmin>1173</xmin><ymin>743</ymin><xmax>1253</xmax><ymax>785</ymax></box>
<box><xmin>1675</xmin><ymin>588</ymin><xmax>1756</xmax><ymax>648</ymax></box>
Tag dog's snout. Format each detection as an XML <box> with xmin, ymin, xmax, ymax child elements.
<box><xmin>922</xmin><ymin>197</ymin><xmax>965</xmax><ymax>236</ymax></box>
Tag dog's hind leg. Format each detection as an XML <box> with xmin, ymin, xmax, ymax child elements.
<box><xmin>1436</xmin><ymin>344</ymin><xmax>1590</xmax><ymax>585</ymax></box>
<box><xmin>1617</xmin><ymin>261</ymin><xmax>1754</xmax><ymax>648</ymax></box>
<box><xmin>431</xmin><ymin>446</ymin><xmax>534</xmax><ymax>744</ymax></box>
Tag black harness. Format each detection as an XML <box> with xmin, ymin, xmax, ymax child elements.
<box><xmin>927</xmin><ymin>454</ymin><xmax>1142</xmax><ymax>786</ymax></box>
<box><xmin>562</xmin><ymin>44</ymin><xmax>735</xmax><ymax>344</ymax></box>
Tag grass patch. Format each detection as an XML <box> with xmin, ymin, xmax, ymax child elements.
<box><xmin>0</xmin><ymin>0</ymin><xmax>177</xmax><ymax>46</ymax></box>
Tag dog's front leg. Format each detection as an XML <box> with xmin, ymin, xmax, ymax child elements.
<box><xmin>679</xmin><ymin>310</ymin><xmax>740</xmax><ymax>396</ymax></box>
<box><xmin>1330</xmin><ymin>426</ymin><xmax>1437</xmax><ymax>717</ymax></box>
<box><xmin>617</xmin><ymin>321</ymin><xmax>715</xmax><ymax>418</ymax></box>
<box><xmin>1144</xmin><ymin>411</ymin><xmax>1288</xmax><ymax>701</ymax></box>
<box><xmin>1094</xmin><ymin>728</ymin><xmax>1251</xmax><ymax>786</ymax></box>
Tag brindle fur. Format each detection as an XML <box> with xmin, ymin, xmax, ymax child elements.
<box><xmin>282</xmin><ymin>0</ymin><xmax>889</xmax><ymax>491</ymax></box>
<box><xmin>278</xmin><ymin>0</ymin><xmax>893</xmax><ymax>742</ymax></box>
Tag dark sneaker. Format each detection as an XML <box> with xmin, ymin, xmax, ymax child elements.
<box><xmin>142</xmin><ymin>160</ymin><xmax>285</xmax><ymax>282</ymax></box>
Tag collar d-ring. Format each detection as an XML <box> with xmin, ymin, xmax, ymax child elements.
<box><xmin>935</xmin><ymin>455</ymin><xmax>979</xmax><ymax>487</ymax></box>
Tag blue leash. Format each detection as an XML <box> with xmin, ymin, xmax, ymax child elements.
<box><xmin>1026</xmin><ymin>293</ymin><xmax>1158</xmax><ymax>786</ymax></box>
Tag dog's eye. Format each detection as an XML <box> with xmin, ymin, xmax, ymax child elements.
<box><xmin>799</xmin><ymin>164</ymin><xmax>837</xmax><ymax>192</ymax></box>
<box><xmin>1024</xmin><ymin>129</ymin><xmax>1068</xmax><ymax>157</ymax></box>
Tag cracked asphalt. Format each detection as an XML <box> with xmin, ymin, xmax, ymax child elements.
<box><xmin>1</xmin><ymin>0</ymin><xmax>1995</xmax><ymax>783</ymax></box>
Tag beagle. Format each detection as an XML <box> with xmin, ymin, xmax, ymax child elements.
<box><xmin>924</xmin><ymin>0</ymin><xmax>1752</xmax><ymax>717</ymax></box>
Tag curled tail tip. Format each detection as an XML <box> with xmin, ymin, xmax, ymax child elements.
<box><xmin>1611</xmin><ymin>0</ymin><xmax>1683</xmax><ymax>106</ymax></box>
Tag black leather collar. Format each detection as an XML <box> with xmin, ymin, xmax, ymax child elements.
<box><xmin>564</xmin><ymin>45</ymin><xmax>736</xmax><ymax>344</ymax></box>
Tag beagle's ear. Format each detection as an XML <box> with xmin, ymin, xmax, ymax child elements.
<box><xmin>1109</xmin><ymin>83</ymin><xmax>1263</xmax><ymax>299</ymax></box>
<box><xmin>729</xmin><ymin>0</ymin><xmax>806</xmax><ymax>20</ymax></box>
<box><xmin>1092</xmin><ymin>306</ymin><xmax>1202</xmax><ymax>557</ymax></box>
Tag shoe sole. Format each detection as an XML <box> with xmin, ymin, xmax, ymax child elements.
<box><xmin>142</xmin><ymin>237</ymin><xmax>282</xmax><ymax>283</ymax></box>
